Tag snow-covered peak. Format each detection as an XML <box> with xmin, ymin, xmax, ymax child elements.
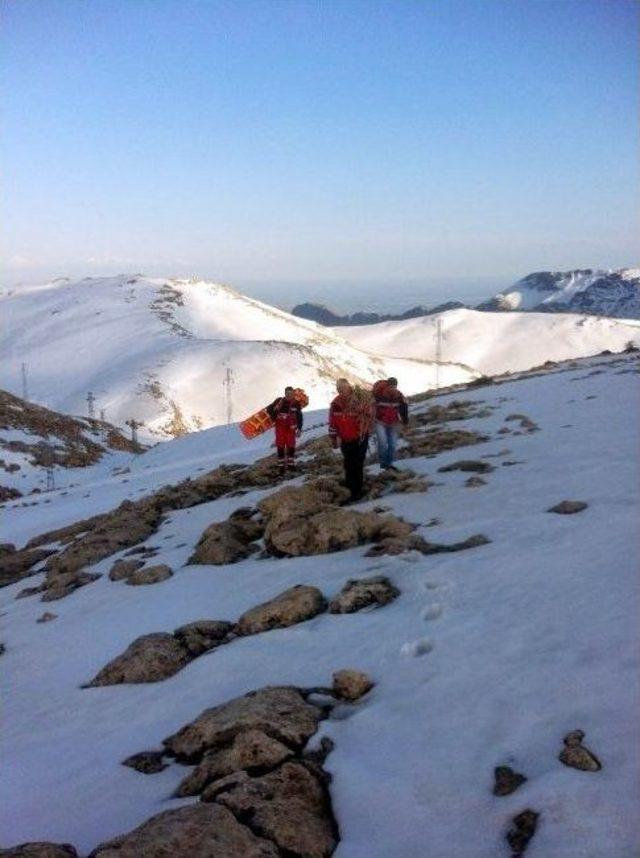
<box><xmin>479</xmin><ymin>268</ymin><xmax>640</xmax><ymax>318</ymax></box>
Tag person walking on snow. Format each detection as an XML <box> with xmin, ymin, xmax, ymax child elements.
<box><xmin>266</xmin><ymin>386</ymin><xmax>303</xmax><ymax>476</ymax></box>
<box><xmin>373</xmin><ymin>377</ymin><xmax>408</xmax><ymax>471</ymax></box>
<box><xmin>328</xmin><ymin>378</ymin><xmax>375</xmax><ymax>501</ymax></box>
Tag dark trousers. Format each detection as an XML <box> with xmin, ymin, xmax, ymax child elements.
<box><xmin>341</xmin><ymin>435</ymin><xmax>369</xmax><ymax>499</ymax></box>
<box><xmin>276</xmin><ymin>445</ymin><xmax>295</xmax><ymax>471</ymax></box>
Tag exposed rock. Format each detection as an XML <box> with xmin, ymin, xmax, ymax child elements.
<box><xmin>328</xmin><ymin>576</ymin><xmax>399</xmax><ymax>613</ymax></box>
<box><xmin>547</xmin><ymin>500</ymin><xmax>588</xmax><ymax>514</ymax></box>
<box><xmin>506</xmin><ymin>809</ymin><xmax>539</xmax><ymax>855</ymax></box>
<box><xmin>212</xmin><ymin>761</ymin><xmax>337</xmax><ymax>858</ymax></box>
<box><xmin>367</xmin><ymin>468</ymin><xmax>430</xmax><ymax>499</ymax></box>
<box><xmin>15</xmin><ymin>584</ymin><xmax>46</xmax><ymax>600</ymax></box>
<box><xmin>365</xmin><ymin>533</ymin><xmax>490</xmax><ymax>558</ymax></box>
<box><xmin>465</xmin><ymin>476</ymin><xmax>487</xmax><ymax>488</ymax></box>
<box><xmin>36</xmin><ymin>611</ymin><xmax>57</xmax><ymax>623</ymax></box>
<box><xmin>236</xmin><ymin>585</ymin><xmax>327</xmax><ymax>636</ymax></box>
<box><xmin>400</xmin><ymin>428</ymin><xmax>488</xmax><ymax>459</ymax></box>
<box><xmin>0</xmin><ymin>845</ymin><xmax>78</xmax><ymax>857</ymax></box>
<box><xmin>438</xmin><ymin>459</ymin><xmax>495</xmax><ymax>474</ymax></box>
<box><xmin>108</xmin><ymin>558</ymin><xmax>144</xmax><ymax>581</ymax></box>
<box><xmin>189</xmin><ymin>514</ymin><xmax>263</xmax><ymax>565</ymax></box>
<box><xmin>89</xmin><ymin>802</ymin><xmax>278</xmax><ymax>857</ymax></box>
<box><xmin>163</xmin><ymin>686</ymin><xmax>322</xmax><ymax>763</ymax></box>
<box><xmin>87</xmin><ymin>633</ymin><xmax>190</xmax><ymax>686</ymax></box>
<box><xmin>121</xmin><ymin>750</ymin><xmax>168</xmax><ymax>774</ymax></box>
<box><xmin>332</xmin><ymin>669</ymin><xmax>374</xmax><ymax>701</ymax></box>
<box><xmin>558</xmin><ymin>729</ymin><xmax>601</xmax><ymax>771</ymax></box>
<box><xmin>0</xmin><ymin>542</ymin><xmax>16</xmax><ymax>556</ymax></box>
<box><xmin>174</xmin><ymin>619</ymin><xmax>233</xmax><ymax>656</ymax></box>
<box><xmin>0</xmin><ymin>547</ymin><xmax>56</xmax><ymax>588</ymax></box>
<box><xmin>176</xmin><ymin>729</ymin><xmax>292</xmax><ymax>796</ymax></box>
<box><xmin>41</xmin><ymin>571</ymin><xmax>101</xmax><ymax>602</ymax></box>
<box><xmin>493</xmin><ymin>766</ymin><xmax>527</xmax><ymax>796</ymax></box>
<box><xmin>125</xmin><ymin>563</ymin><xmax>173</xmax><ymax>585</ymax></box>
<box><xmin>304</xmin><ymin>736</ymin><xmax>336</xmax><ymax>767</ymax></box>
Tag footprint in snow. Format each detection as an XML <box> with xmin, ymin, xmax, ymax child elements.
<box><xmin>421</xmin><ymin>603</ymin><xmax>443</xmax><ymax>621</ymax></box>
<box><xmin>401</xmin><ymin>638</ymin><xmax>434</xmax><ymax>657</ymax></box>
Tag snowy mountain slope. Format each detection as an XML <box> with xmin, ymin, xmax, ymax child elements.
<box><xmin>0</xmin><ymin>276</ymin><xmax>475</xmax><ymax>439</ymax></box>
<box><xmin>337</xmin><ymin>308</ymin><xmax>640</xmax><ymax>376</ymax></box>
<box><xmin>0</xmin><ymin>389</ymin><xmax>139</xmax><ymax>499</ymax></box>
<box><xmin>1</xmin><ymin>352</ymin><xmax>638</xmax><ymax>856</ymax></box>
<box><xmin>478</xmin><ymin>268</ymin><xmax>640</xmax><ymax>318</ymax></box>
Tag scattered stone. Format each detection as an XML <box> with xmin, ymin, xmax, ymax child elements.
<box><xmin>438</xmin><ymin>460</ymin><xmax>495</xmax><ymax>474</ymax></box>
<box><xmin>41</xmin><ymin>571</ymin><xmax>101</xmax><ymax>602</ymax></box>
<box><xmin>163</xmin><ymin>686</ymin><xmax>322</xmax><ymax>763</ymax></box>
<box><xmin>465</xmin><ymin>476</ymin><xmax>487</xmax><ymax>488</ymax></box>
<box><xmin>400</xmin><ymin>428</ymin><xmax>489</xmax><ymax>459</ymax></box>
<box><xmin>236</xmin><ymin>585</ymin><xmax>327</xmax><ymax>636</ymax></box>
<box><xmin>174</xmin><ymin>619</ymin><xmax>233</xmax><ymax>656</ymax></box>
<box><xmin>365</xmin><ymin>532</ymin><xmax>490</xmax><ymax>558</ymax></box>
<box><xmin>212</xmin><ymin>761</ymin><xmax>337</xmax><ymax>858</ymax></box>
<box><xmin>108</xmin><ymin>558</ymin><xmax>144</xmax><ymax>581</ymax></box>
<box><xmin>328</xmin><ymin>576</ymin><xmax>399</xmax><ymax>614</ymax></box>
<box><xmin>36</xmin><ymin>611</ymin><xmax>57</xmax><ymax>623</ymax></box>
<box><xmin>332</xmin><ymin>669</ymin><xmax>374</xmax><ymax>701</ymax></box>
<box><xmin>88</xmin><ymin>803</ymin><xmax>279</xmax><ymax>857</ymax></box>
<box><xmin>547</xmin><ymin>500</ymin><xmax>588</xmax><ymax>515</ymax></box>
<box><xmin>558</xmin><ymin>729</ymin><xmax>601</xmax><ymax>771</ymax></box>
<box><xmin>506</xmin><ymin>809</ymin><xmax>539</xmax><ymax>855</ymax></box>
<box><xmin>87</xmin><ymin>633</ymin><xmax>190</xmax><ymax>686</ymax></box>
<box><xmin>0</xmin><ymin>845</ymin><xmax>78</xmax><ymax>857</ymax></box>
<box><xmin>125</xmin><ymin>563</ymin><xmax>173</xmax><ymax>585</ymax></box>
<box><xmin>121</xmin><ymin>750</ymin><xmax>168</xmax><ymax>774</ymax></box>
<box><xmin>493</xmin><ymin>766</ymin><xmax>527</xmax><ymax>796</ymax></box>
<box><xmin>175</xmin><ymin>729</ymin><xmax>292</xmax><ymax>796</ymax></box>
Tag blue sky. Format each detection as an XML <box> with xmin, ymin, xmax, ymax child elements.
<box><xmin>2</xmin><ymin>0</ymin><xmax>638</xmax><ymax>296</ymax></box>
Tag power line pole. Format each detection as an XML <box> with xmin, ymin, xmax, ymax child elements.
<box><xmin>87</xmin><ymin>391</ymin><xmax>96</xmax><ymax>418</ymax></box>
<box><xmin>434</xmin><ymin>317</ymin><xmax>444</xmax><ymax>391</ymax></box>
<box><xmin>126</xmin><ymin>419</ymin><xmax>142</xmax><ymax>450</ymax></box>
<box><xmin>223</xmin><ymin>365</ymin><xmax>234</xmax><ymax>425</ymax></box>
<box><xmin>46</xmin><ymin>467</ymin><xmax>55</xmax><ymax>492</ymax></box>
<box><xmin>21</xmin><ymin>363</ymin><xmax>29</xmax><ymax>401</ymax></box>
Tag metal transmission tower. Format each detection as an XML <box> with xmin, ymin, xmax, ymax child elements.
<box><xmin>87</xmin><ymin>391</ymin><xmax>96</xmax><ymax>418</ymax></box>
<box><xmin>99</xmin><ymin>408</ymin><xmax>106</xmax><ymax>422</ymax></box>
<box><xmin>21</xmin><ymin>363</ymin><xmax>29</xmax><ymax>401</ymax></box>
<box><xmin>434</xmin><ymin>318</ymin><xmax>444</xmax><ymax>391</ymax></box>
<box><xmin>126</xmin><ymin>419</ymin><xmax>143</xmax><ymax>450</ymax></box>
<box><xmin>46</xmin><ymin>467</ymin><xmax>55</xmax><ymax>492</ymax></box>
<box><xmin>223</xmin><ymin>365</ymin><xmax>235</xmax><ymax>425</ymax></box>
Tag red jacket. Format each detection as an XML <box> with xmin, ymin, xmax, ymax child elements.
<box><xmin>373</xmin><ymin>385</ymin><xmax>408</xmax><ymax>426</ymax></box>
<box><xmin>329</xmin><ymin>393</ymin><xmax>374</xmax><ymax>442</ymax></box>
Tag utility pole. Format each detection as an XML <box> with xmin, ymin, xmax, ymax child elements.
<box><xmin>21</xmin><ymin>363</ymin><xmax>29</xmax><ymax>401</ymax></box>
<box><xmin>434</xmin><ymin>318</ymin><xmax>444</xmax><ymax>391</ymax></box>
<box><xmin>87</xmin><ymin>391</ymin><xmax>96</xmax><ymax>419</ymax></box>
<box><xmin>223</xmin><ymin>365</ymin><xmax>234</xmax><ymax>425</ymax></box>
<box><xmin>126</xmin><ymin>419</ymin><xmax>142</xmax><ymax>450</ymax></box>
<box><xmin>99</xmin><ymin>408</ymin><xmax>106</xmax><ymax>422</ymax></box>
<box><xmin>46</xmin><ymin>467</ymin><xmax>55</xmax><ymax>492</ymax></box>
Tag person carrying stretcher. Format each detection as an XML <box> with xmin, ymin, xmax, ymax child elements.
<box><xmin>266</xmin><ymin>386</ymin><xmax>303</xmax><ymax>476</ymax></box>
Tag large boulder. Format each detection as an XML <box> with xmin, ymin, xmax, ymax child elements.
<box><xmin>108</xmin><ymin>558</ymin><xmax>144</xmax><ymax>581</ymax></box>
<box><xmin>163</xmin><ymin>686</ymin><xmax>322</xmax><ymax>763</ymax></box>
<box><xmin>87</xmin><ymin>633</ymin><xmax>190</xmax><ymax>686</ymax></box>
<box><xmin>332</xmin><ymin>669</ymin><xmax>374</xmax><ymax>701</ymax></box>
<box><xmin>176</xmin><ymin>729</ymin><xmax>292</xmax><ymax>796</ymax></box>
<box><xmin>174</xmin><ymin>620</ymin><xmax>233</xmax><ymax>656</ymax></box>
<box><xmin>0</xmin><ymin>547</ymin><xmax>55</xmax><ymax>588</ymax></box>
<box><xmin>189</xmin><ymin>517</ymin><xmax>263</xmax><ymax>566</ymax></box>
<box><xmin>125</xmin><ymin>564</ymin><xmax>173</xmax><ymax>586</ymax></box>
<box><xmin>236</xmin><ymin>586</ymin><xmax>326</xmax><ymax>636</ymax></box>
<box><xmin>89</xmin><ymin>803</ymin><xmax>278</xmax><ymax>857</ymax></box>
<box><xmin>41</xmin><ymin>571</ymin><xmax>101</xmax><ymax>602</ymax></box>
<box><xmin>329</xmin><ymin>576</ymin><xmax>400</xmax><ymax>614</ymax></box>
<box><xmin>211</xmin><ymin>761</ymin><xmax>338</xmax><ymax>858</ymax></box>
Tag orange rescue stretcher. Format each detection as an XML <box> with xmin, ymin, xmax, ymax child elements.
<box><xmin>239</xmin><ymin>388</ymin><xmax>309</xmax><ymax>440</ymax></box>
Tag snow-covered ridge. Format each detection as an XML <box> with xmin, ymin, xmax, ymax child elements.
<box><xmin>479</xmin><ymin>268</ymin><xmax>640</xmax><ymax>318</ymax></box>
<box><xmin>0</xmin><ymin>275</ymin><xmax>475</xmax><ymax>439</ymax></box>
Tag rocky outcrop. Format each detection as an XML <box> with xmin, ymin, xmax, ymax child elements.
<box><xmin>332</xmin><ymin>669</ymin><xmax>374</xmax><ymax>701</ymax></box>
<box><xmin>328</xmin><ymin>577</ymin><xmax>399</xmax><ymax>614</ymax></box>
<box><xmin>176</xmin><ymin>729</ymin><xmax>293</xmax><ymax>797</ymax></box>
<box><xmin>365</xmin><ymin>532</ymin><xmax>490</xmax><ymax>558</ymax></box>
<box><xmin>401</xmin><ymin>428</ymin><xmax>489</xmax><ymax>459</ymax></box>
<box><xmin>212</xmin><ymin>761</ymin><xmax>337</xmax><ymax>857</ymax></box>
<box><xmin>0</xmin><ymin>845</ymin><xmax>78</xmax><ymax>857</ymax></box>
<box><xmin>89</xmin><ymin>803</ymin><xmax>279</xmax><ymax>857</ymax></box>
<box><xmin>87</xmin><ymin>633</ymin><xmax>191</xmax><ymax>686</ymax></box>
<box><xmin>108</xmin><ymin>558</ymin><xmax>144</xmax><ymax>581</ymax></box>
<box><xmin>0</xmin><ymin>547</ymin><xmax>55</xmax><ymax>588</ymax></box>
<box><xmin>125</xmin><ymin>564</ymin><xmax>173</xmax><ymax>585</ymax></box>
<box><xmin>558</xmin><ymin>729</ymin><xmax>601</xmax><ymax>771</ymax></box>
<box><xmin>236</xmin><ymin>586</ymin><xmax>327</xmax><ymax>636</ymax></box>
<box><xmin>164</xmin><ymin>687</ymin><xmax>323</xmax><ymax>764</ymax></box>
<box><xmin>41</xmin><ymin>570</ymin><xmax>102</xmax><ymax>602</ymax></box>
<box><xmin>174</xmin><ymin>620</ymin><xmax>233</xmax><ymax>656</ymax></box>
<box><xmin>189</xmin><ymin>508</ymin><xmax>264</xmax><ymax>566</ymax></box>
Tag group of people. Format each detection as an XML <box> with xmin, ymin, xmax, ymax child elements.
<box><xmin>266</xmin><ymin>377</ymin><xmax>408</xmax><ymax>501</ymax></box>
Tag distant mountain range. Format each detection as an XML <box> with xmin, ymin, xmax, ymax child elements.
<box><xmin>292</xmin><ymin>269</ymin><xmax>640</xmax><ymax>325</ymax></box>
